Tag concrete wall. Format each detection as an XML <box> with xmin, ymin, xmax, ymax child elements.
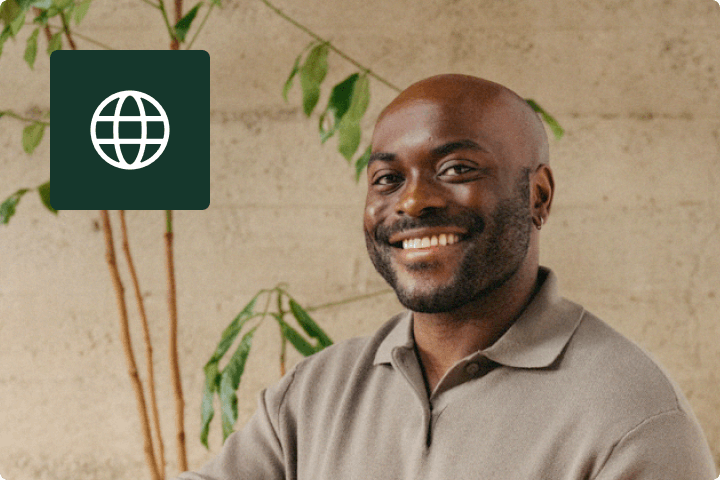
<box><xmin>1</xmin><ymin>0</ymin><xmax>718</xmax><ymax>478</ymax></box>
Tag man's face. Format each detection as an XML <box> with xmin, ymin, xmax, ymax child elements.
<box><xmin>364</xmin><ymin>98</ymin><xmax>534</xmax><ymax>313</ymax></box>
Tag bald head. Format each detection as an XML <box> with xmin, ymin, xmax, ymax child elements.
<box><xmin>375</xmin><ymin>74</ymin><xmax>549</xmax><ymax>169</ymax></box>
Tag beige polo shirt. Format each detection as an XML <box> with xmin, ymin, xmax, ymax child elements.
<box><xmin>178</xmin><ymin>269</ymin><xmax>716</xmax><ymax>479</ymax></box>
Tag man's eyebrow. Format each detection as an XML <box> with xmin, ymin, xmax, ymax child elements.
<box><xmin>432</xmin><ymin>139</ymin><xmax>488</xmax><ymax>157</ymax></box>
<box><xmin>367</xmin><ymin>152</ymin><xmax>396</xmax><ymax>168</ymax></box>
<box><xmin>366</xmin><ymin>140</ymin><xmax>486</xmax><ymax>169</ymax></box>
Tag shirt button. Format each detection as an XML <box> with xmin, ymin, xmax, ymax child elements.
<box><xmin>465</xmin><ymin>362</ymin><xmax>480</xmax><ymax>376</ymax></box>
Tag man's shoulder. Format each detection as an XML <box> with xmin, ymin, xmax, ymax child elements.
<box><xmin>564</xmin><ymin>307</ymin><xmax>691</xmax><ymax>418</ymax></box>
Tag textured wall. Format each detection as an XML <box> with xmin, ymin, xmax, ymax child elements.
<box><xmin>1</xmin><ymin>0</ymin><xmax>718</xmax><ymax>478</ymax></box>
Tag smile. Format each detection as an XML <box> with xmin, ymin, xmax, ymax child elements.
<box><xmin>401</xmin><ymin>233</ymin><xmax>461</xmax><ymax>250</ymax></box>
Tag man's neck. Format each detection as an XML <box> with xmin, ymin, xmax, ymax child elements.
<box><xmin>412</xmin><ymin>263</ymin><xmax>541</xmax><ymax>395</ymax></box>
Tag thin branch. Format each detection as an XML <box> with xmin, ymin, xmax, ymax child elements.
<box><xmin>59</xmin><ymin>11</ymin><xmax>77</xmax><ymax>50</ymax></box>
<box><xmin>46</xmin><ymin>24</ymin><xmax>115</xmax><ymax>50</ymax></box>
<box><xmin>32</xmin><ymin>7</ymin><xmax>53</xmax><ymax>43</ymax></box>
<box><xmin>169</xmin><ymin>0</ymin><xmax>182</xmax><ymax>50</ymax></box>
<box><xmin>258</xmin><ymin>0</ymin><xmax>401</xmax><ymax>93</ymax></box>
<box><xmin>303</xmin><ymin>289</ymin><xmax>394</xmax><ymax>312</ymax></box>
<box><xmin>165</xmin><ymin>210</ymin><xmax>188</xmax><ymax>472</ymax></box>
<box><xmin>174</xmin><ymin>0</ymin><xmax>183</xmax><ymax>23</ymax></box>
<box><xmin>100</xmin><ymin>211</ymin><xmax>162</xmax><ymax>480</ymax></box>
<box><xmin>140</xmin><ymin>0</ymin><xmax>161</xmax><ymax>9</ymax></box>
<box><xmin>185</xmin><ymin>2</ymin><xmax>214</xmax><ymax>50</ymax></box>
<box><xmin>119</xmin><ymin>211</ymin><xmax>166</xmax><ymax>478</ymax></box>
<box><xmin>277</xmin><ymin>291</ymin><xmax>287</xmax><ymax>377</ymax></box>
<box><xmin>157</xmin><ymin>0</ymin><xmax>178</xmax><ymax>47</ymax></box>
<box><xmin>0</xmin><ymin>110</ymin><xmax>50</xmax><ymax>125</ymax></box>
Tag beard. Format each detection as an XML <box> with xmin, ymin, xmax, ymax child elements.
<box><xmin>365</xmin><ymin>171</ymin><xmax>532</xmax><ymax>313</ymax></box>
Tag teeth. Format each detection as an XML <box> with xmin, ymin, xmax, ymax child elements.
<box><xmin>401</xmin><ymin>234</ymin><xmax>460</xmax><ymax>249</ymax></box>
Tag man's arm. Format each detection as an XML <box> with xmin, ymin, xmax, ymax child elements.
<box><xmin>174</xmin><ymin>370</ymin><xmax>296</xmax><ymax>480</ymax></box>
<box><xmin>594</xmin><ymin>409</ymin><xmax>716</xmax><ymax>480</ymax></box>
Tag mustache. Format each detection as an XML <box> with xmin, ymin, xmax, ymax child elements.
<box><xmin>373</xmin><ymin>210</ymin><xmax>486</xmax><ymax>244</ymax></box>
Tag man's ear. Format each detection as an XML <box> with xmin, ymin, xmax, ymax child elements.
<box><xmin>532</xmin><ymin>164</ymin><xmax>554</xmax><ymax>220</ymax></box>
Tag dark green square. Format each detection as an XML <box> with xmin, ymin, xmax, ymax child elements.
<box><xmin>50</xmin><ymin>50</ymin><xmax>210</xmax><ymax>210</ymax></box>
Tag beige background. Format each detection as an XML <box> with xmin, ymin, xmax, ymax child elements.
<box><xmin>1</xmin><ymin>0</ymin><xmax>719</xmax><ymax>478</ymax></box>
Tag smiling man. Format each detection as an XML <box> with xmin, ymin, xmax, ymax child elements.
<box><xmin>177</xmin><ymin>75</ymin><xmax>716</xmax><ymax>480</ymax></box>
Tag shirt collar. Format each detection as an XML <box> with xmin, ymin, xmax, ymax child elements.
<box><xmin>373</xmin><ymin>267</ymin><xmax>585</xmax><ymax>369</ymax></box>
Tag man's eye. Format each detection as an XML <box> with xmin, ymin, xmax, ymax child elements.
<box><xmin>439</xmin><ymin>164</ymin><xmax>474</xmax><ymax>177</ymax></box>
<box><xmin>373</xmin><ymin>173</ymin><xmax>402</xmax><ymax>186</ymax></box>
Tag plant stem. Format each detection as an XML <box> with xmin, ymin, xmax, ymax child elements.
<box><xmin>174</xmin><ymin>0</ymin><xmax>183</xmax><ymax>23</ymax></box>
<box><xmin>32</xmin><ymin>7</ymin><xmax>52</xmax><ymax>42</ymax></box>
<box><xmin>258</xmin><ymin>0</ymin><xmax>401</xmax><ymax>93</ymax></box>
<box><xmin>276</xmin><ymin>291</ymin><xmax>287</xmax><ymax>376</ymax></box>
<box><xmin>305</xmin><ymin>289</ymin><xmax>393</xmax><ymax>312</ymax></box>
<box><xmin>157</xmin><ymin>0</ymin><xmax>177</xmax><ymax>47</ymax></box>
<box><xmin>119</xmin><ymin>211</ymin><xmax>166</xmax><ymax>478</ymax></box>
<box><xmin>185</xmin><ymin>2</ymin><xmax>214</xmax><ymax>50</ymax></box>
<box><xmin>165</xmin><ymin>210</ymin><xmax>188</xmax><ymax>472</ymax></box>
<box><xmin>45</xmin><ymin>24</ymin><xmax>115</xmax><ymax>50</ymax></box>
<box><xmin>59</xmin><ymin>11</ymin><xmax>77</xmax><ymax>50</ymax></box>
<box><xmin>169</xmin><ymin>0</ymin><xmax>182</xmax><ymax>50</ymax></box>
<box><xmin>140</xmin><ymin>0</ymin><xmax>161</xmax><ymax>9</ymax></box>
<box><xmin>0</xmin><ymin>110</ymin><xmax>50</xmax><ymax>125</ymax></box>
<box><xmin>100</xmin><ymin>211</ymin><xmax>162</xmax><ymax>480</ymax></box>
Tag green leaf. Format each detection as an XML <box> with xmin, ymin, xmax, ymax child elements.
<box><xmin>336</xmin><ymin>74</ymin><xmax>369</xmax><ymax>160</ymax></box>
<box><xmin>289</xmin><ymin>299</ymin><xmax>332</xmax><ymax>348</ymax></box>
<box><xmin>22</xmin><ymin>122</ymin><xmax>45</xmax><ymax>154</ymax></box>
<box><xmin>209</xmin><ymin>0</ymin><xmax>221</xmax><ymax>5</ymax></box>
<box><xmin>46</xmin><ymin>31</ymin><xmax>61</xmax><ymax>55</ymax></box>
<box><xmin>354</xmin><ymin>144</ymin><xmax>372</xmax><ymax>181</ymax></box>
<box><xmin>24</xmin><ymin>27</ymin><xmax>38</xmax><ymax>69</ymax></box>
<box><xmin>525</xmin><ymin>99</ymin><xmax>564</xmax><ymax>140</ymax></box>
<box><xmin>318</xmin><ymin>73</ymin><xmax>358</xmax><ymax>143</ymax></box>
<box><xmin>274</xmin><ymin>314</ymin><xmax>316</xmax><ymax>357</ymax></box>
<box><xmin>0</xmin><ymin>188</ymin><xmax>30</xmax><ymax>225</ymax></box>
<box><xmin>282</xmin><ymin>42</ymin><xmax>315</xmax><ymax>101</ymax></box>
<box><xmin>219</xmin><ymin>327</ymin><xmax>257</xmax><ymax>441</ymax></box>
<box><xmin>337</xmin><ymin>122</ymin><xmax>361</xmax><ymax>161</ymax></box>
<box><xmin>32</xmin><ymin>5</ymin><xmax>60</xmax><ymax>26</ymax></box>
<box><xmin>31</xmin><ymin>0</ymin><xmax>54</xmax><ymax>9</ymax></box>
<box><xmin>344</xmin><ymin>74</ymin><xmax>369</xmax><ymax>122</ymax></box>
<box><xmin>174</xmin><ymin>2</ymin><xmax>201</xmax><ymax>43</ymax></box>
<box><xmin>16</xmin><ymin>0</ymin><xmax>37</xmax><ymax>8</ymax></box>
<box><xmin>299</xmin><ymin>42</ymin><xmax>328</xmax><ymax>116</ymax></box>
<box><xmin>199</xmin><ymin>361</ymin><xmax>220</xmax><ymax>448</ymax></box>
<box><xmin>1</xmin><ymin>1</ymin><xmax>21</xmax><ymax>26</ymax></box>
<box><xmin>9</xmin><ymin>10</ymin><xmax>25</xmax><ymax>36</ymax></box>
<box><xmin>0</xmin><ymin>26</ymin><xmax>11</xmax><ymax>58</ymax></box>
<box><xmin>52</xmin><ymin>0</ymin><xmax>72</xmax><ymax>8</ymax></box>
<box><xmin>37</xmin><ymin>181</ymin><xmax>56</xmax><ymax>214</ymax></box>
<box><xmin>73</xmin><ymin>0</ymin><xmax>91</xmax><ymax>24</ymax></box>
<box><xmin>282</xmin><ymin>51</ymin><xmax>303</xmax><ymax>102</ymax></box>
<box><xmin>202</xmin><ymin>291</ymin><xmax>261</xmax><ymax>446</ymax></box>
<box><xmin>210</xmin><ymin>293</ymin><xmax>260</xmax><ymax>363</ymax></box>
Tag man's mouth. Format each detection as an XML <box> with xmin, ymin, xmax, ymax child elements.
<box><xmin>400</xmin><ymin>233</ymin><xmax>461</xmax><ymax>250</ymax></box>
<box><xmin>386</xmin><ymin>228</ymin><xmax>466</xmax><ymax>250</ymax></box>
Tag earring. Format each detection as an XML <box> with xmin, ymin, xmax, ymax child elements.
<box><xmin>535</xmin><ymin>216</ymin><xmax>544</xmax><ymax>230</ymax></box>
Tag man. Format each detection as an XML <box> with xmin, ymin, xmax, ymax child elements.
<box><xmin>178</xmin><ymin>75</ymin><xmax>716</xmax><ymax>479</ymax></box>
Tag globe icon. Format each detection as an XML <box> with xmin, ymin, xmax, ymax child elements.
<box><xmin>90</xmin><ymin>90</ymin><xmax>170</xmax><ymax>170</ymax></box>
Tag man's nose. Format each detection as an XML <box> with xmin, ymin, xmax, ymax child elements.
<box><xmin>396</xmin><ymin>175</ymin><xmax>446</xmax><ymax>217</ymax></box>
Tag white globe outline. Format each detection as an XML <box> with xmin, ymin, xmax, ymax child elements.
<box><xmin>90</xmin><ymin>90</ymin><xmax>170</xmax><ymax>170</ymax></box>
